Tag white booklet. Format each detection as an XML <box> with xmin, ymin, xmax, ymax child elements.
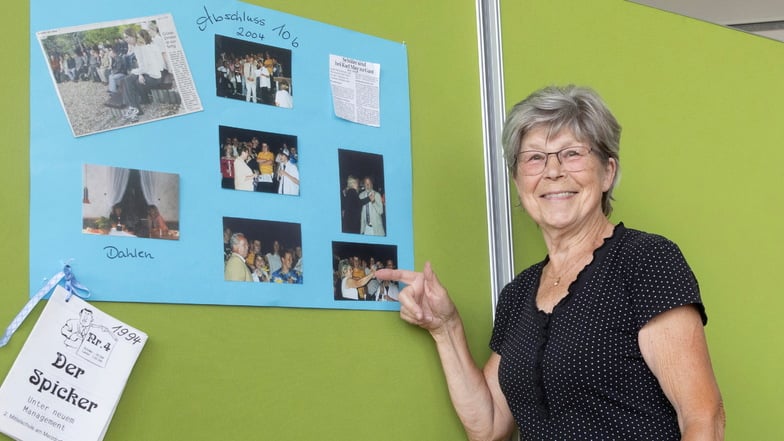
<box><xmin>0</xmin><ymin>286</ymin><xmax>147</xmax><ymax>441</ymax></box>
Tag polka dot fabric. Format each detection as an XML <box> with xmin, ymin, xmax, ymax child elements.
<box><xmin>490</xmin><ymin>223</ymin><xmax>706</xmax><ymax>440</ymax></box>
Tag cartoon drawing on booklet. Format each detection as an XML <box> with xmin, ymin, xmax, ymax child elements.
<box><xmin>61</xmin><ymin>308</ymin><xmax>117</xmax><ymax>367</ymax></box>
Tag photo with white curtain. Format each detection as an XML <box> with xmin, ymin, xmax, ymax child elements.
<box><xmin>82</xmin><ymin>163</ymin><xmax>180</xmax><ymax>239</ymax></box>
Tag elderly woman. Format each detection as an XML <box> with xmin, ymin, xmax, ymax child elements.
<box><xmin>376</xmin><ymin>85</ymin><xmax>724</xmax><ymax>440</ymax></box>
<box><xmin>339</xmin><ymin>261</ymin><xmax>375</xmax><ymax>300</ymax></box>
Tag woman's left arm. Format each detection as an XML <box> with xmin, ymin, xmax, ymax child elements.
<box><xmin>639</xmin><ymin>305</ymin><xmax>726</xmax><ymax>440</ymax></box>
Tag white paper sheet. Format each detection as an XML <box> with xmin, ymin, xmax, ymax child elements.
<box><xmin>0</xmin><ymin>287</ymin><xmax>147</xmax><ymax>441</ymax></box>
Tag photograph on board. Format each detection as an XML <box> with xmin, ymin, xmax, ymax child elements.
<box><xmin>332</xmin><ymin>241</ymin><xmax>399</xmax><ymax>301</ymax></box>
<box><xmin>82</xmin><ymin>164</ymin><xmax>180</xmax><ymax>240</ymax></box>
<box><xmin>338</xmin><ymin>149</ymin><xmax>386</xmax><ymax>236</ymax></box>
<box><xmin>37</xmin><ymin>14</ymin><xmax>201</xmax><ymax>137</ymax></box>
<box><xmin>214</xmin><ymin>35</ymin><xmax>293</xmax><ymax>108</ymax></box>
<box><xmin>223</xmin><ymin>216</ymin><xmax>303</xmax><ymax>284</ymax></box>
<box><xmin>219</xmin><ymin>125</ymin><xmax>299</xmax><ymax>195</ymax></box>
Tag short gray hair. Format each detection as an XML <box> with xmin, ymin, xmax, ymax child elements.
<box><xmin>501</xmin><ymin>85</ymin><xmax>621</xmax><ymax>215</ymax></box>
<box><xmin>229</xmin><ymin>232</ymin><xmax>247</xmax><ymax>250</ymax></box>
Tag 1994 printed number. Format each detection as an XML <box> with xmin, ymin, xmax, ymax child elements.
<box><xmin>111</xmin><ymin>325</ymin><xmax>143</xmax><ymax>345</ymax></box>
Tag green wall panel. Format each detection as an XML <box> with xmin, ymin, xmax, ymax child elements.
<box><xmin>503</xmin><ymin>1</ymin><xmax>783</xmax><ymax>439</ymax></box>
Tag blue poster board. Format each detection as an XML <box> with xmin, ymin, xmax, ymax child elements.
<box><xmin>29</xmin><ymin>0</ymin><xmax>412</xmax><ymax>311</ymax></box>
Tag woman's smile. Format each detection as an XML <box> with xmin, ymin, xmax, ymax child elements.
<box><xmin>541</xmin><ymin>190</ymin><xmax>577</xmax><ymax>200</ymax></box>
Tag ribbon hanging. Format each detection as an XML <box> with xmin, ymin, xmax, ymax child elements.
<box><xmin>0</xmin><ymin>264</ymin><xmax>90</xmax><ymax>348</ymax></box>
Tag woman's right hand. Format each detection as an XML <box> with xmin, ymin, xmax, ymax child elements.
<box><xmin>375</xmin><ymin>262</ymin><xmax>457</xmax><ymax>334</ymax></box>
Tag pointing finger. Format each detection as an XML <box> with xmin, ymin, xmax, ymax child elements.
<box><xmin>375</xmin><ymin>268</ymin><xmax>421</xmax><ymax>285</ymax></box>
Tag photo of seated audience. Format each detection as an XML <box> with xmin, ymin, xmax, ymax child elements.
<box><xmin>214</xmin><ymin>35</ymin><xmax>293</xmax><ymax>108</ymax></box>
<box><xmin>82</xmin><ymin>164</ymin><xmax>179</xmax><ymax>240</ymax></box>
<box><xmin>39</xmin><ymin>18</ymin><xmax>187</xmax><ymax>136</ymax></box>
<box><xmin>223</xmin><ymin>217</ymin><xmax>303</xmax><ymax>284</ymax></box>
<box><xmin>332</xmin><ymin>241</ymin><xmax>398</xmax><ymax>301</ymax></box>
<box><xmin>338</xmin><ymin>149</ymin><xmax>387</xmax><ymax>236</ymax></box>
<box><xmin>218</xmin><ymin>125</ymin><xmax>299</xmax><ymax>195</ymax></box>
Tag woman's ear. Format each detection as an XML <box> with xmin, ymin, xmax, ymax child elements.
<box><xmin>602</xmin><ymin>158</ymin><xmax>617</xmax><ymax>192</ymax></box>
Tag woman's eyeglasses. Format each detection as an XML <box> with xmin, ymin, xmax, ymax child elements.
<box><xmin>515</xmin><ymin>146</ymin><xmax>593</xmax><ymax>176</ymax></box>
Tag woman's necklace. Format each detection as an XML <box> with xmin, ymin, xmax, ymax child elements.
<box><xmin>545</xmin><ymin>223</ymin><xmax>613</xmax><ymax>287</ymax></box>
<box><xmin>547</xmin><ymin>254</ymin><xmax>589</xmax><ymax>287</ymax></box>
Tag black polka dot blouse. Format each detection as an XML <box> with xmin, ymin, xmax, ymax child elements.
<box><xmin>490</xmin><ymin>223</ymin><xmax>706</xmax><ymax>440</ymax></box>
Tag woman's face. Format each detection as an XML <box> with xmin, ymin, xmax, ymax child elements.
<box><xmin>513</xmin><ymin>126</ymin><xmax>615</xmax><ymax>233</ymax></box>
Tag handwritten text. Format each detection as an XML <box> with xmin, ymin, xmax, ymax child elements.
<box><xmin>103</xmin><ymin>246</ymin><xmax>154</xmax><ymax>260</ymax></box>
<box><xmin>196</xmin><ymin>5</ymin><xmax>266</xmax><ymax>31</ymax></box>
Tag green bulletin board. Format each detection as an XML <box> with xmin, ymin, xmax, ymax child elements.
<box><xmin>501</xmin><ymin>1</ymin><xmax>784</xmax><ymax>439</ymax></box>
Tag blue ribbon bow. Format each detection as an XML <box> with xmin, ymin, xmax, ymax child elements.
<box><xmin>0</xmin><ymin>264</ymin><xmax>90</xmax><ymax>348</ymax></box>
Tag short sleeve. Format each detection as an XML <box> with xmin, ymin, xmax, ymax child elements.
<box><xmin>489</xmin><ymin>283</ymin><xmax>513</xmax><ymax>353</ymax></box>
<box><xmin>489</xmin><ymin>266</ymin><xmax>540</xmax><ymax>354</ymax></box>
<box><xmin>629</xmin><ymin>235</ymin><xmax>707</xmax><ymax>329</ymax></box>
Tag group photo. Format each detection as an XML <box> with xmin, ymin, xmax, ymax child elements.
<box><xmin>223</xmin><ymin>216</ymin><xmax>303</xmax><ymax>284</ymax></box>
<box><xmin>332</xmin><ymin>241</ymin><xmax>398</xmax><ymax>301</ymax></box>
<box><xmin>219</xmin><ymin>125</ymin><xmax>299</xmax><ymax>196</ymax></box>
<box><xmin>214</xmin><ymin>35</ymin><xmax>293</xmax><ymax>108</ymax></box>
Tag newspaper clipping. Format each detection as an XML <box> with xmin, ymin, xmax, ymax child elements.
<box><xmin>329</xmin><ymin>54</ymin><xmax>380</xmax><ymax>127</ymax></box>
<box><xmin>37</xmin><ymin>13</ymin><xmax>202</xmax><ymax>137</ymax></box>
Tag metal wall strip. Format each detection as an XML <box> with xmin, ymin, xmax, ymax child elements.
<box><xmin>476</xmin><ymin>0</ymin><xmax>514</xmax><ymax>319</ymax></box>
